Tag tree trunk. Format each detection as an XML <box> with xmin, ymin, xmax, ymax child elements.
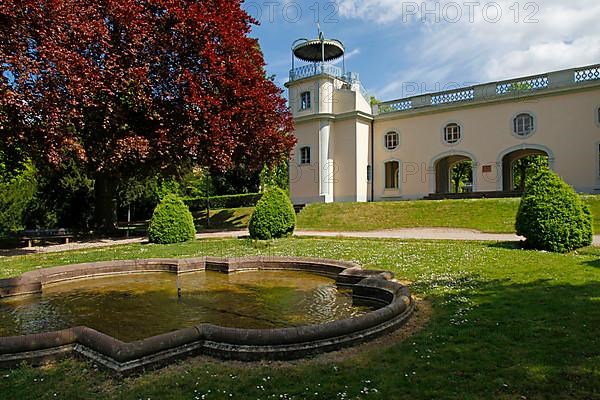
<box><xmin>519</xmin><ymin>164</ymin><xmax>527</xmax><ymax>192</ymax></box>
<box><xmin>94</xmin><ymin>174</ymin><xmax>117</xmax><ymax>233</ymax></box>
<box><xmin>453</xmin><ymin>171</ymin><xmax>463</xmax><ymax>193</ymax></box>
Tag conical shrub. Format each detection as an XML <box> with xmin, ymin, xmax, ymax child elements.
<box><xmin>516</xmin><ymin>169</ymin><xmax>592</xmax><ymax>252</ymax></box>
<box><xmin>249</xmin><ymin>188</ymin><xmax>296</xmax><ymax>240</ymax></box>
<box><xmin>148</xmin><ymin>194</ymin><xmax>196</xmax><ymax>244</ymax></box>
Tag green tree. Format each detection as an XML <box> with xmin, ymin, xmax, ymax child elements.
<box><xmin>180</xmin><ymin>168</ymin><xmax>212</xmax><ymax>199</ymax></box>
<box><xmin>512</xmin><ymin>155</ymin><xmax>549</xmax><ymax>192</ymax></box>
<box><xmin>451</xmin><ymin>161</ymin><xmax>473</xmax><ymax>193</ymax></box>
<box><xmin>259</xmin><ymin>161</ymin><xmax>289</xmax><ymax>193</ymax></box>
<box><xmin>155</xmin><ymin>178</ymin><xmax>182</xmax><ymax>201</ymax></box>
<box><xmin>507</xmin><ymin>82</ymin><xmax>534</xmax><ymax>93</ymax></box>
<box><xmin>0</xmin><ymin>161</ymin><xmax>37</xmax><ymax>236</ymax></box>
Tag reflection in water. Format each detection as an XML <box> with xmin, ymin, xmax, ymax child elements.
<box><xmin>0</xmin><ymin>271</ymin><xmax>373</xmax><ymax>342</ymax></box>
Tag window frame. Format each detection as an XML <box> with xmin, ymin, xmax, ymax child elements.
<box><xmin>595</xmin><ymin>105</ymin><xmax>600</xmax><ymax>128</ymax></box>
<box><xmin>298</xmin><ymin>146</ymin><xmax>312</xmax><ymax>166</ymax></box>
<box><xmin>512</xmin><ymin>112</ymin><xmax>536</xmax><ymax>138</ymax></box>
<box><xmin>442</xmin><ymin>122</ymin><xmax>463</xmax><ymax>145</ymax></box>
<box><xmin>300</xmin><ymin>91</ymin><xmax>311</xmax><ymax>111</ymax></box>
<box><xmin>383</xmin><ymin>131</ymin><xmax>400</xmax><ymax>151</ymax></box>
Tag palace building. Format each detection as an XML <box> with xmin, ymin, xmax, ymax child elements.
<box><xmin>286</xmin><ymin>34</ymin><xmax>600</xmax><ymax>205</ymax></box>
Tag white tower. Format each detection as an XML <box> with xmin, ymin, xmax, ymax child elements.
<box><xmin>286</xmin><ymin>32</ymin><xmax>372</xmax><ymax>205</ymax></box>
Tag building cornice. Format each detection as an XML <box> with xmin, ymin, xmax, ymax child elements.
<box><xmin>374</xmin><ymin>80</ymin><xmax>600</xmax><ymax>121</ymax></box>
<box><xmin>294</xmin><ymin>110</ymin><xmax>374</xmax><ymax>124</ymax></box>
<box><xmin>374</xmin><ymin>63</ymin><xmax>600</xmax><ymax>121</ymax></box>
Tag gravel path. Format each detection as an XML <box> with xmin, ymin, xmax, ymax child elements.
<box><xmin>195</xmin><ymin>228</ymin><xmax>524</xmax><ymax>242</ymax></box>
<box><xmin>294</xmin><ymin>228</ymin><xmax>525</xmax><ymax>242</ymax></box>
<box><xmin>3</xmin><ymin>228</ymin><xmax>599</xmax><ymax>256</ymax></box>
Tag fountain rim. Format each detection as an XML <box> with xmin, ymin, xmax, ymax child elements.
<box><xmin>0</xmin><ymin>256</ymin><xmax>414</xmax><ymax>374</ymax></box>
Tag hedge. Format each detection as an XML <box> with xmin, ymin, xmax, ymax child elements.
<box><xmin>184</xmin><ymin>193</ymin><xmax>262</xmax><ymax>211</ymax></box>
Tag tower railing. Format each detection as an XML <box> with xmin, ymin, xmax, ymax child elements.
<box><xmin>289</xmin><ymin>63</ymin><xmax>343</xmax><ymax>81</ymax></box>
<box><xmin>289</xmin><ymin>64</ymin><xmax>370</xmax><ymax>103</ymax></box>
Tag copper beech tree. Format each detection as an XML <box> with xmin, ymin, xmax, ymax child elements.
<box><xmin>0</xmin><ymin>0</ymin><xmax>295</xmax><ymax>230</ymax></box>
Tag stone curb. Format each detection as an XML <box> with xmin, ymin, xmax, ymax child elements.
<box><xmin>0</xmin><ymin>257</ymin><xmax>414</xmax><ymax>373</ymax></box>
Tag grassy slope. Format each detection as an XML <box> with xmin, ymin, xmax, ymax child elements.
<box><xmin>1</xmin><ymin>237</ymin><xmax>599</xmax><ymax>399</ymax></box>
<box><xmin>192</xmin><ymin>207</ymin><xmax>253</xmax><ymax>231</ymax></box>
<box><xmin>297</xmin><ymin>196</ymin><xmax>600</xmax><ymax>233</ymax></box>
<box><xmin>187</xmin><ymin>196</ymin><xmax>600</xmax><ymax>234</ymax></box>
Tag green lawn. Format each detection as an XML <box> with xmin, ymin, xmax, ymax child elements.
<box><xmin>296</xmin><ymin>196</ymin><xmax>600</xmax><ymax>233</ymax></box>
<box><xmin>192</xmin><ymin>207</ymin><xmax>254</xmax><ymax>231</ymax></box>
<box><xmin>1</xmin><ymin>237</ymin><xmax>599</xmax><ymax>399</ymax></box>
<box><xmin>137</xmin><ymin>196</ymin><xmax>600</xmax><ymax>235</ymax></box>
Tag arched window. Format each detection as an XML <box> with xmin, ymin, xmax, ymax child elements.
<box><xmin>443</xmin><ymin>123</ymin><xmax>462</xmax><ymax>144</ymax></box>
<box><xmin>299</xmin><ymin>146</ymin><xmax>311</xmax><ymax>165</ymax></box>
<box><xmin>384</xmin><ymin>161</ymin><xmax>399</xmax><ymax>189</ymax></box>
<box><xmin>384</xmin><ymin>131</ymin><xmax>399</xmax><ymax>150</ymax></box>
<box><xmin>513</xmin><ymin>113</ymin><xmax>535</xmax><ymax>137</ymax></box>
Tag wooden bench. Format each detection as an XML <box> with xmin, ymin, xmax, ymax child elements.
<box><xmin>21</xmin><ymin>229</ymin><xmax>75</xmax><ymax>248</ymax></box>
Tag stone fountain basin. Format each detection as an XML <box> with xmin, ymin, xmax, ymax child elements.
<box><xmin>0</xmin><ymin>257</ymin><xmax>414</xmax><ymax>373</ymax></box>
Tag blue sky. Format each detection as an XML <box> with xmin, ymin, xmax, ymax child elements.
<box><xmin>244</xmin><ymin>0</ymin><xmax>600</xmax><ymax>101</ymax></box>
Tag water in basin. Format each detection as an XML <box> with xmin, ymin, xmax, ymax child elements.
<box><xmin>0</xmin><ymin>270</ymin><xmax>372</xmax><ymax>342</ymax></box>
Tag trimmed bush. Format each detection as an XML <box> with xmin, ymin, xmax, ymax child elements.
<box><xmin>248</xmin><ymin>188</ymin><xmax>295</xmax><ymax>240</ymax></box>
<box><xmin>148</xmin><ymin>194</ymin><xmax>196</xmax><ymax>244</ymax></box>
<box><xmin>515</xmin><ymin>169</ymin><xmax>593</xmax><ymax>252</ymax></box>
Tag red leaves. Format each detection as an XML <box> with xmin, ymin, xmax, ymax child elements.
<box><xmin>111</xmin><ymin>135</ymin><xmax>151</xmax><ymax>165</ymax></box>
<box><xmin>0</xmin><ymin>0</ymin><xmax>295</xmax><ymax>176</ymax></box>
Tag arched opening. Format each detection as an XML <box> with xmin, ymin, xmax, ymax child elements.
<box><xmin>502</xmin><ymin>149</ymin><xmax>549</xmax><ymax>192</ymax></box>
<box><xmin>435</xmin><ymin>155</ymin><xmax>474</xmax><ymax>194</ymax></box>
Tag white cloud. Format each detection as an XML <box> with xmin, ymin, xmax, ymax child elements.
<box><xmin>335</xmin><ymin>0</ymin><xmax>600</xmax><ymax>99</ymax></box>
<box><xmin>332</xmin><ymin>47</ymin><xmax>361</xmax><ymax>66</ymax></box>
<box><xmin>345</xmin><ymin>48</ymin><xmax>361</xmax><ymax>60</ymax></box>
<box><xmin>336</xmin><ymin>0</ymin><xmax>406</xmax><ymax>23</ymax></box>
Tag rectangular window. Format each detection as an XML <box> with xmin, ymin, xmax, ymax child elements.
<box><xmin>385</xmin><ymin>132</ymin><xmax>399</xmax><ymax>150</ymax></box>
<box><xmin>385</xmin><ymin>161</ymin><xmax>399</xmax><ymax>189</ymax></box>
<box><xmin>300</xmin><ymin>146</ymin><xmax>311</xmax><ymax>165</ymax></box>
<box><xmin>300</xmin><ymin>91</ymin><xmax>311</xmax><ymax>110</ymax></box>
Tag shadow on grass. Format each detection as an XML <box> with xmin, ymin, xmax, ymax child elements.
<box><xmin>485</xmin><ymin>241</ymin><xmax>526</xmax><ymax>250</ymax></box>
<box><xmin>582</xmin><ymin>259</ymin><xmax>600</xmax><ymax>268</ymax></box>
<box><xmin>0</xmin><ymin>248</ymin><xmax>39</xmax><ymax>257</ymax></box>
<box><xmin>194</xmin><ymin>209</ymin><xmax>250</xmax><ymax>231</ymax></box>
<box><xmin>363</xmin><ymin>277</ymin><xmax>600</xmax><ymax>399</ymax></box>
